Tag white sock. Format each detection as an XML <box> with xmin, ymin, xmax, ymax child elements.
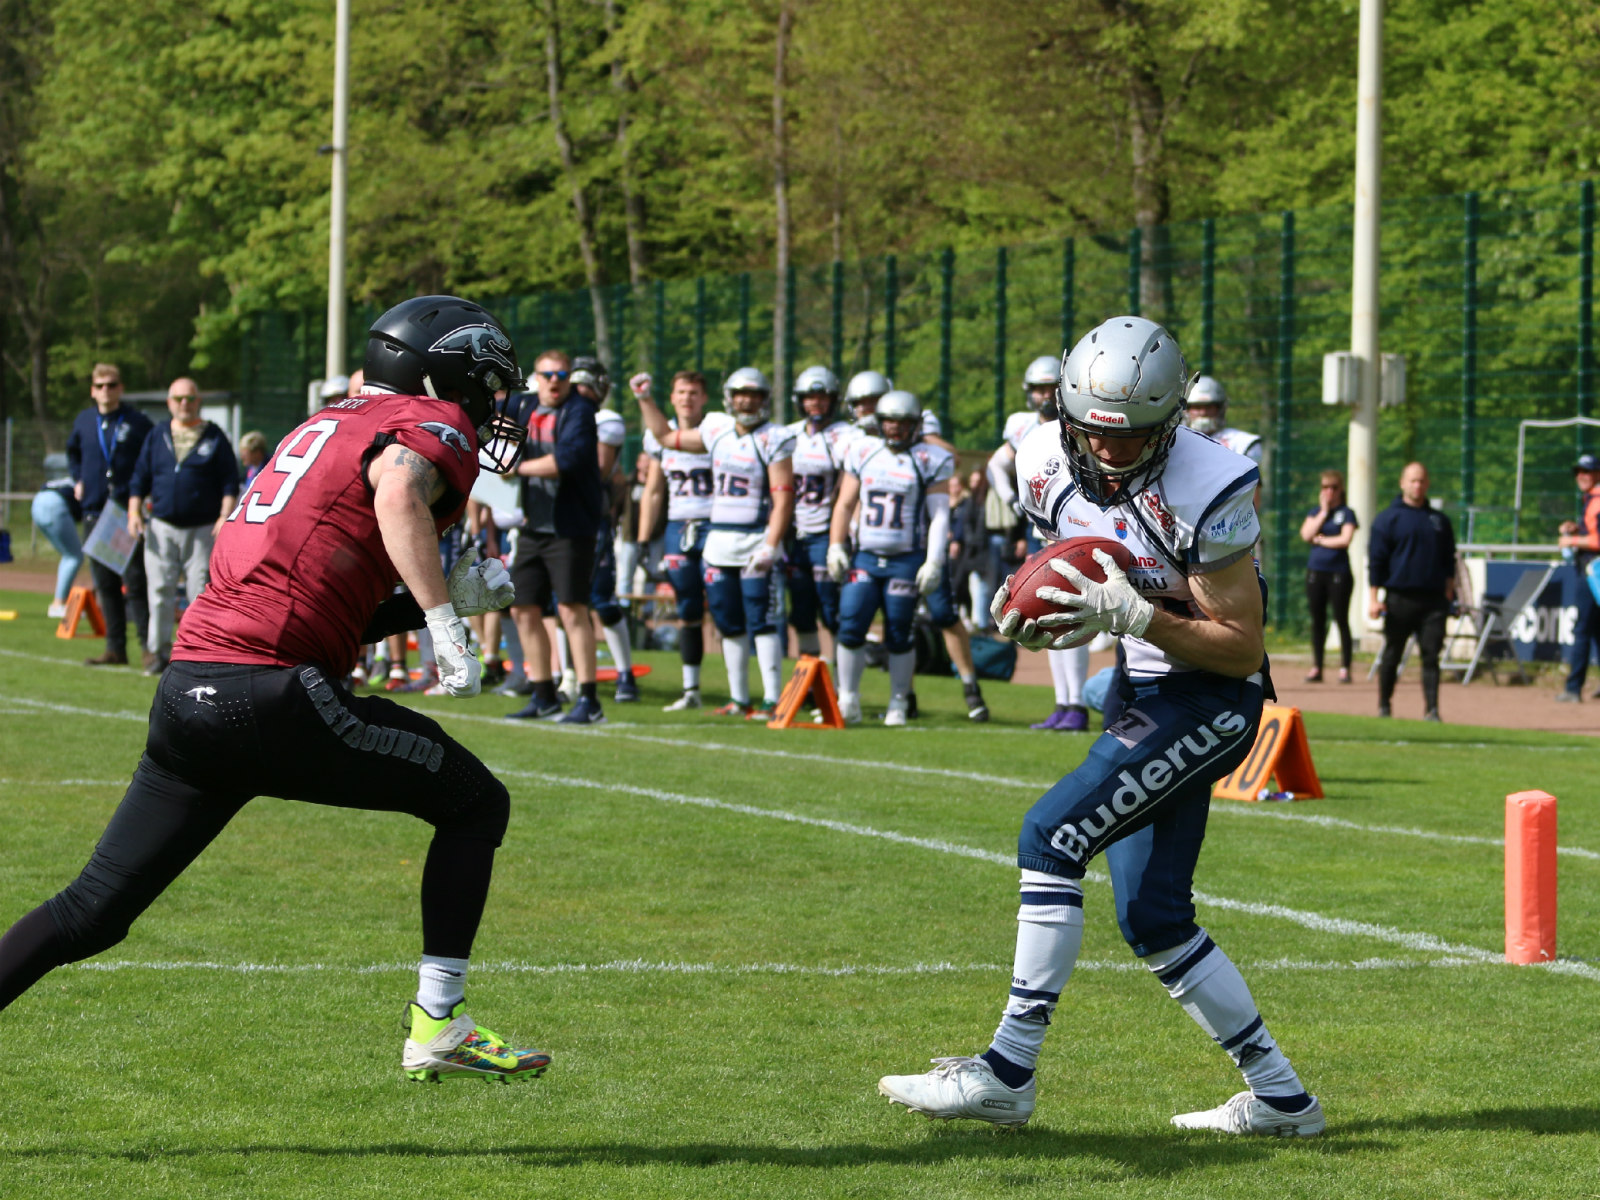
<box><xmin>683</xmin><ymin>663</ymin><xmax>701</xmax><ymax>691</ymax></box>
<box><xmin>1062</xmin><ymin>644</ymin><xmax>1087</xmax><ymax>704</ymax></box>
<box><xmin>797</xmin><ymin>630</ymin><xmax>821</xmax><ymax>657</ymax></box>
<box><xmin>989</xmin><ymin>871</ymin><xmax>1085</xmax><ymax>1071</ymax></box>
<box><xmin>1143</xmin><ymin>930</ymin><xmax>1307</xmax><ymax>1100</ymax></box>
<box><xmin>416</xmin><ymin>954</ymin><xmax>470</xmax><ymax>1019</ymax></box>
<box><xmin>836</xmin><ymin>643</ymin><xmax>866</xmax><ymax>698</ymax></box>
<box><xmin>1048</xmin><ymin>649</ymin><xmax>1071</xmax><ymax>706</ymax></box>
<box><xmin>888</xmin><ymin>649</ymin><xmax>915</xmax><ymax>701</ymax></box>
<box><xmin>723</xmin><ymin>636</ymin><xmax>752</xmax><ymax>705</ymax></box>
<box><xmin>754</xmin><ymin>631</ymin><xmax>784</xmax><ymax>704</ymax></box>
<box><xmin>603</xmin><ymin>620</ymin><xmax>634</xmax><ymax>673</ymax></box>
<box><xmin>556</xmin><ymin>628</ymin><xmax>573</xmax><ymax>676</ymax></box>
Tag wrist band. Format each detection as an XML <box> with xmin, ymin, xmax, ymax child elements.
<box><xmin>769</xmin><ymin>484</ymin><xmax>793</xmax><ymax>493</ymax></box>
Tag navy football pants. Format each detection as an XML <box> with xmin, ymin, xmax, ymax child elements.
<box><xmin>787</xmin><ymin>532</ymin><xmax>841</xmax><ymax>635</ymax></box>
<box><xmin>836</xmin><ymin>551</ymin><xmax>959</xmax><ymax>653</ymax></box>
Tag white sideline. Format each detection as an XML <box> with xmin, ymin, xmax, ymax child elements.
<box><xmin>494</xmin><ymin>766</ymin><xmax>1600</xmax><ymax>984</ymax></box>
<box><xmin>65</xmin><ymin>955</ymin><xmax>1593</xmax><ymax>977</ymax></box>
<box><xmin>2</xmin><ymin>693</ymin><xmax>1594</xmax><ymax>982</ymax></box>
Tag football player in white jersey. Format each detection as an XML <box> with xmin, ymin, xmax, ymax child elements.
<box><xmin>828</xmin><ymin>391</ymin><xmax>988</xmax><ymax>726</ymax></box>
<box><xmin>786</xmin><ymin>366</ymin><xmax>856</xmax><ymax>663</ymax></box>
<box><xmin>987</xmin><ymin>354</ymin><xmax>1093</xmax><ymax>733</ymax></box>
<box><xmin>635</xmin><ymin>367</ymin><xmax>796</xmax><ymax>719</ymax></box>
<box><xmin>1185</xmin><ymin>376</ymin><xmax>1263</xmax><ymax>464</ymax></box>
<box><xmin>879</xmin><ymin>317</ymin><xmax>1322</xmax><ymax>1138</ymax></box>
<box><xmin>636</xmin><ymin>371</ymin><xmax>715</xmax><ymax>710</ymax></box>
<box><xmin>845</xmin><ymin>370</ymin><xmax>952</xmax><ymax>450</ymax></box>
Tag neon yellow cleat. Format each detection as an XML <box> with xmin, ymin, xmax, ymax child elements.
<box><xmin>401</xmin><ymin>1001</ymin><xmax>551</xmax><ymax>1084</ymax></box>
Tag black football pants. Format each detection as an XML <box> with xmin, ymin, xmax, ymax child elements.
<box><xmin>0</xmin><ymin>660</ymin><xmax>510</xmax><ymax>1012</ymax></box>
<box><xmin>1377</xmin><ymin>588</ymin><xmax>1449</xmax><ymax>711</ymax></box>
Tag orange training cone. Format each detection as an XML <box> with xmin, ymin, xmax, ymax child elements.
<box><xmin>56</xmin><ymin>585</ymin><xmax>105</xmax><ymax>640</ymax></box>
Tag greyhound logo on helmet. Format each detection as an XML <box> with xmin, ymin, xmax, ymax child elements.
<box><xmin>428</xmin><ymin>324</ymin><xmax>517</xmax><ymax>382</ymax></box>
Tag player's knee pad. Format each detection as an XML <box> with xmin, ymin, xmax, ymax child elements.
<box><xmin>427</xmin><ymin>751</ymin><xmax>511</xmax><ymax>844</ymax></box>
<box><xmin>594</xmin><ymin>600</ymin><xmax>625</xmax><ymax>627</ymax></box>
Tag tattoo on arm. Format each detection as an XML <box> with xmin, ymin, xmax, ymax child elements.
<box><xmin>392</xmin><ymin>446</ymin><xmax>444</xmax><ymax>505</ymax></box>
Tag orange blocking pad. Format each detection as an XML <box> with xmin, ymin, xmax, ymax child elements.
<box><xmin>55</xmin><ymin>585</ymin><xmax>105</xmax><ymax>639</ymax></box>
<box><xmin>1212</xmin><ymin>705</ymin><xmax>1324</xmax><ymax>802</ymax></box>
<box><xmin>767</xmin><ymin>654</ymin><xmax>846</xmax><ymax>730</ymax></box>
<box><xmin>1505</xmin><ymin>790</ymin><xmax>1558</xmax><ymax>964</ymax></box>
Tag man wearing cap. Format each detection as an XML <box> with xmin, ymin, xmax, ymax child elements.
<box><xmin>1556</xmin><ymin>453</ymin><xmax>1600</xmax><ymax>701</ymax></box>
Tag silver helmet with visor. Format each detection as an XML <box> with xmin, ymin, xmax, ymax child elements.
<box><xmin>1053</xmin><ymin>316</ymin><xmax>1189</xmax><ymax>507</ymax></box>
<box><xmin>1022</xmin><ymin>355</ymin><xmax>1062</xmax><ymax>411</ymax></box>
<box><xmin>875</xmin><ymin>389</ymin><xmax>922</xmax><ymax>452</ymax></box>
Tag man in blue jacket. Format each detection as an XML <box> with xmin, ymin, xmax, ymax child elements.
<box><xmin>65</xmin><ymin>363</ymin><xmax>154</xmax><ymax>667</ymax></box>
<box><xmin>505</xmin><ymin>349</ymin><xmax>606</xmax><ymax>725</ymax></box>
<box><xmin>127</xmin><ymin>378</ymin><xmax>240</xmax><ymax>674</ymax></box>
<box><xmin>1368</xmin><ymin>461</ymin><xmax>1457</xmax><ymax>721</ymax></box>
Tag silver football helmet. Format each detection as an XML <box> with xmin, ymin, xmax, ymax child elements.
<box><xmin>793</xmin><ymin>364</ymin><xmax>840</xmax><ymax>421</ymax></box>
<box><xmin>845</xmin><ymin>369</ymin><xmax>892</xmax><ymax>432</ymax></box>
<box><xmin>723</xmin><ymin>366</ymin><xmax>772</xmax><ymax>430</ymax></box>
<box><xmin>1184</xmin><ymin>375</ymin><xmax>1227</xmax><ymax>435</ymax></box>
<box><xmin>1022</xmin><ymin>355</ymin><xmax>1062</xmax><ymax>411</ymax></box>
<box><xmin>569</xmin><ymin>356</ymin><xmax>611</xmax><ymax>403</ymax></box>
<box><xmin>875</xmin><ymin>390</ymin><xmax>922</xmax><ymax>452</ymax></box>
<box><xmin>1055</xmin><ymin>316</ymin><xmax>1189</xmax><ymax>506</ymax></box>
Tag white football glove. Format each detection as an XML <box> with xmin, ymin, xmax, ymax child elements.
<box><xmin>446</xmin><ymin>546</ymin><xmax>514</xmax><ymax>616</ymax></box>
<box><xmin>629</xmin><ymin>372</ymin><xmax>653</xmax><ymax>398</ymax></box>
<box><xmin>915</xmin><ymin>559</ymin><xmax>943</xmax><ymax>596</ymax></box>
<box><xmin>827</xmin><ymin>542</ymin><xmax>852</xmax><ymax>584</ymax></box>
<box><xmin>424</xmin><ymin>603</ymin><xmax>482</xmax><ymax>697</ymax></box>
<box><xmin>1035</xmin><ymin>549</ymin><xmax>1155</xmax><ymax>639</ymax></box>
<box><xmin>747</xmin><ymin>543</ymin><xmax>776</xmax><ymax>576</ymax></box>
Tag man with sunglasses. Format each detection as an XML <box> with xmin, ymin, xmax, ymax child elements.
<box><xmin>66</xmin><ymin>363</ymin><xmax>155</xmax><ymax>667</ymax></box>
<box><xmin>505</xmin><ymin>349</ymin><xmax>608</xmax><ymax>724</ymax></box>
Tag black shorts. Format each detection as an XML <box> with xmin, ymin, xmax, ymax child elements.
<box><xmin>510</xmin><ymin>533</ymin><xmax>595</xmax><ymax>610</ymax></box>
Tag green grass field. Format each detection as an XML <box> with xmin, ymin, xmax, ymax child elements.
<box><xmin>1</xmin><ymin>586</ymin><xmax>1597</xmax><ymax>1198</ymax></box>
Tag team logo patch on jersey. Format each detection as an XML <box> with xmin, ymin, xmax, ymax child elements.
<box><xmin>1114</xmin><ymin>517</ymin><xmax>1128</xmax><ymax>539</ymax></box>
<box><xmin>419</xmin><ymin>421</ymin><xmax>472</xmax><ymax>459</ymax></box>
<box><xmin>1144</xmin><ymin>491</ymin><xmax>1175</xmax><ymax>534</ymax></box>
<box><xmin>427</xmin><ymin>323</ymin><xmax>517</xmax><ymax>377</ymax></box>
<box><xmin>1029</xmin><ymin>473</ymin><xmax>1051</xmax><ymax>506</ymax></box>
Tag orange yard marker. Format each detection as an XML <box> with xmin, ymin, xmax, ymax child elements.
<box><xmin>1212</xmin><ymin>704</ymin><xmax>1324</xmax><ymax>802</ymax></box>
<box><xmin>766</xmin><ymin>654</ymin><xmax>845</xmax><ymax>730</ymax></box>
<box><xmin>1505</xmin><ymin>790</ymin><xmax>1558</xmax><ymax>964</ymax></box>
<box><xmin>55</xmin><ymin>585</ymin><xmax>105</xmax><ymax>640</ymax></box>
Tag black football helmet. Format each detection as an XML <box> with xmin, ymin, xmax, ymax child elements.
<box><xmin>365</xmin><ymin>295</ymin><xmax>525</xmax><ymax>472</ymax></box>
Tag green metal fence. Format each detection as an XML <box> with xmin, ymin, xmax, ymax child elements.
<box><xmin>238</xmin><ymin>180</ymin><xmax>1600</xmax><ymax>633</ymax></box>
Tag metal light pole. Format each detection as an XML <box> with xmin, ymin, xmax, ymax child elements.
<box><xmin>1347</xmin><ymin>0</ymin><xmax>1382</xmax><ymax>640</ymax></box>
<box><xmin>324</xmin><ymin>0</ymin><xmax>351</xmax><ymax>382</ymax></box>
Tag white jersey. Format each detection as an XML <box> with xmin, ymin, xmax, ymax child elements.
<box><xmin>1002</xmin><ymin>409</ymin><xmax>1046</xmax><ymax>454</ymax></box>
<box><xmin>595</xmin><ymin>407</ymin><xmax>626</xmax><ymax>448</ymax></box>
<box><xmin>1213</xmin><ymin>426</ymin><xmax>1263</xmax><ymax>464</ymax></box>
<box><xmin>642</xmin><ymin>423</ymin><xmax>714</xmax><ymax>523</ymax></box>
<box><xmin>787</xmin><ymin>417</ymin><xmax>859</xmax><ymax>537</ymax></box>
<box><xmin>843</xmin><ymin>436</ymin><xmax>955</xmax><ymax>557</ymax></box>
<box><xmin>921</xmin><ymin>409</ymin><xmax>943</xmax><ymax>439</ymax></box>
<box><xmin>1016</xmin><ymin>423</ymin><xmax>1261</xmax><ymax>679</ymax></box>
<box><xmin>700</xmin><ymin>412</ymin><xmax>796</xmax><ymax>567</ymax></box>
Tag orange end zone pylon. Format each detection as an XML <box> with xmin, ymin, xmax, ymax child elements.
<box><xmin>1505</xmin><ymin>790</ymin><xmax>1557</xmax><ymax>964</ymax></box>
<box><xmin>767</xmin><ymin>654</ymin><xmax>846</xmax><ymax>730</ymax></box>
<box><xmin>1212</xmin><ymin>704</ymin><xmax>1324</xmax><ymax>801</ymax></box>
<box><xmin>55</xmin><ymin>585</ymin><xmax>105</xmax><ymax>640</ymax></box>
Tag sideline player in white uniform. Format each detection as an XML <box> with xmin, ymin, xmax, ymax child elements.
<box><xmin>787</xmin><ymin>366</ymin><xmax>857</xmax><ymax>664</ymax></box>
<box><xmin>1186</xmin><ymin>376</ymin><xmax>1262</xmax><ymax>464</ymax></box>
<box><xmin>828</xmin><ymin>391</ymin><xmax>988</xmax><ymax>725</ymax></box>
<box><xmin>879</xmin><ymin>317</ymin><xmax>1322</xmax><ymax>1137</ymax></box>
<box><xmin>636</xmin><ymin>371</ymin><xmax>715</xmax><ymax>710</ymax></box>
<box><xmin>635</xmin><ymin>367</ymin><xmax>795</xmax><ymax>718</ymax></box>
<box><xmin>988</xmin><ymin>354</ymin><xmax>1093</xmax><ymax>733</ymax></box>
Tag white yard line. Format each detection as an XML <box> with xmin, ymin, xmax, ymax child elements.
<box><xmin>0</xmin><ymin>693</ymin><xmax>148</xmax><ymax>722</ymax></box>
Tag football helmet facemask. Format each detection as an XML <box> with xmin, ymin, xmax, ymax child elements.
<box><xmin>365</xmin><ymin>295</ymin><xmax>526</xmax><ymax>472</ymax></box>
<box><xmin>1022</xmin><ymin>354</ymin><xmax>1062</xmax><ymax>412</ymax></box>
<box><xmin>1184</xmin><ymin>375</ymin><xmax>1227</xmax><ymax>435</ymax></box>
<box><xmin>794</xmin><ymin>364</ymin><xmax>840</xmax><ymax>422</ymax></box>
<box><xmin>1054</xmin><ymin>316</ymin><xmax>1188</xmax><ymax>507</ymax></box>
<box><xmin>845</xmin><ymin>369</ymin><xmax>892</xmax><ymax>433</ymax></box>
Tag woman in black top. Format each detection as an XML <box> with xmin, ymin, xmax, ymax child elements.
<box><xmin>1299</xmin><ymin>470</ymin><xmax>1358</xmax><ymax>682</ymax></box>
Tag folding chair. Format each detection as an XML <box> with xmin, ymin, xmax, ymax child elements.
<box><xmin>1457</xmin><ymin>562</ymin><xmax>1556</xmax><ymax>685</ymax></box>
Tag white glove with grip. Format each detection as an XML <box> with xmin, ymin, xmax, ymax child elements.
<box><xmin>446</xmin><ymin>546</ymin><xmax>514</xmax><ymax>616</ymax></box>
<box><xmin>827</xmin><ymin>542</ymin><xmax>852</xmax><ymax>584</ymax></box>
<box><xmin>1035</xmin><ymin>549</ymin><xmax>1154</xmax><ymax>639</ymax></box>
<box><xmin>424</xmin><ymin>602</ymin><xmax>482</xmax><ymax>697</ymax></box>
<box><xmin>747</xmin><ymin>543</ymin><xmax>776</xmax><ymax>576</ymax></box>
<box><xmin>991</xmin><ymin>572</ymin><xmax>1098</xmax><ymax>651</ymax></box>
<box><xmin>915</xmin><ymin>559</ymin><xmax>943</xmax><ymax>596</ymax></box>
<box><xmin>629</xmin><ymin>372</ymin><xmax>653</xmax><ymax>398</ymax></box>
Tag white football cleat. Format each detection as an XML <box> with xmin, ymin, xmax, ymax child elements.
<box><xmin>878</xmin><ymin>1056</ymin><xmax>1034</xmax><ymax>1126</ymax></box>
<box><xmin>662</xmin><ymin>690</ymin><xmax>703</xmax><ymax>712</ymax></box>
<box><xmin>883</xmin><ymin>697</ymin><xmax>909</xmax><ymax>727</ymax></box>
<box><xmin>838</xmin><ymin>692</ymin><xmax>862</xmax><ymax>725</ymax></box>
<box><xmin>1171</xmin><ymin>1091</ymin><xmax>1325</xmax><ymax>1137</ymax></box>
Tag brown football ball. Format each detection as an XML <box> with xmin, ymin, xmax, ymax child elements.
<box><xmin>1000</xmin><ymin>536</ymin><xmax>1135</xmax><ymax>627</ymax></box>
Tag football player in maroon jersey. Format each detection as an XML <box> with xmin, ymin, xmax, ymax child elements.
<box><xmin>0</xmin><ymin>296</ymin><xmax>553</xmax><ymax>1084</ymax></box>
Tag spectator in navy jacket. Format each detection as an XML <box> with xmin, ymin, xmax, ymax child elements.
<box><xmin>1368</xmin><ymin>461</ymin><xmax>1456</xmax><ymax>721</ymax></box>
<box><xmin>65</xmin><ymin>363</ymin><xmax>154</xmax><ymax>667</ymax></box>
<box><xmin>505</xmin><ymin>348</ymin><xmax>606</xmax><ymax>724</ymax></box>
<box><xmin>1299</xmin><ymin>469</ymin><xmax>1358</xmax><ymax>683</ymax></box>
<box><xmin>127</xmin><ymin>378</ymin><xmax>240</xmax><ymax>674</ymax></box>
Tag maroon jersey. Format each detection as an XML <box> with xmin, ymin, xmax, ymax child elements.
<box><xmin>175</xmin><ymin>394</ymin><xmax>480</xmax><ymax>675</ymax></box>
